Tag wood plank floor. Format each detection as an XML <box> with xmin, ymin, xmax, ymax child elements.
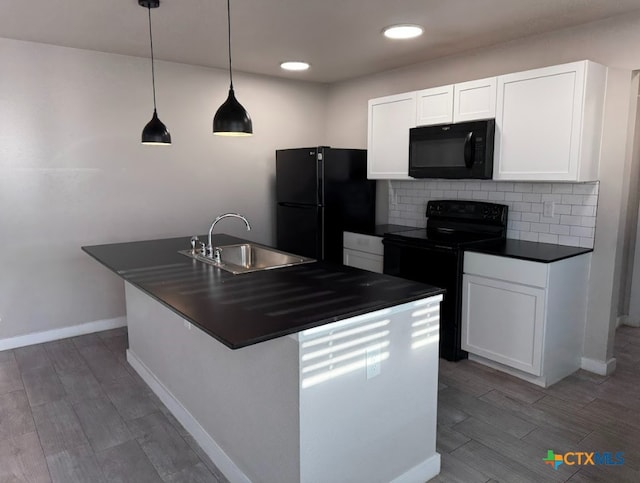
<box><xmin>434</xmin><ymin>324</ymin><xmax>640</xmax><ymax>483</ymax></box>
<box><xmin>0</xmin><ymin>325</ymin><xmax>638</xmax><ymax>482</ymax></box>
<box><xmin>0</xmin><ymin>328</ymin><xmax>227</xmax><ymax>483</ymax></box>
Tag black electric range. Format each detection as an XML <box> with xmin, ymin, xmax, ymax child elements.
<box><xmin>383</xmin><ymin>200</ymin><xmax>508</xmax><ymax>361</ymax></box>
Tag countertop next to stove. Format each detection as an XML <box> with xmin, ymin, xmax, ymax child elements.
<box><xmin>82</xmin><ymin>234</ymin><xmax>444</xmax><ymax>349</ymax></box>
<box><xmin>465</xmin><ymin>238</ymin><xmax>593</xmax><ymax>263</ymax></box>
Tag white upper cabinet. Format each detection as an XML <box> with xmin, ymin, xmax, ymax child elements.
<box><xmin>416</xmin><ymin>78</ymin><xmax>497</xmax><ymax>126</ymax></box>
<box><xmin>494</xmin><ymin>60</ymin><xmax>607</xmax><ymax>181</ymax></box>
<box><xmin>416</xmin><ymin>85</ymin><xmax>454</xmax><ymax>126</ymax></box>
<box><xmin>367</xmin><ymin>92</ymin><xmax>416</xmax><ymax>179</ymax></box>
<box><xmin>453</xmin><ymin>77</ymin><xmax>497</xmax><ymax>123</ymax></box>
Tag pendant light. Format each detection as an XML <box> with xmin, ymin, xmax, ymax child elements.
<box><xmin>213</xmin><ymin>0</ymin><xmax>253</xmax><ymax>136</ymax></box>
<box><xmin>140</xmin><ymin>0</ymin><xmax>171</xmax><ymax>145</ymax></box>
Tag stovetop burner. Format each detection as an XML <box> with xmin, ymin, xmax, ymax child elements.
<box><xmin>385</xmin><ymin>200</ymin><xmax>509</xmax><ymax>249</ymax></box>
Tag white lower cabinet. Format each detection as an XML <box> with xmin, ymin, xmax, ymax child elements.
<box><xmin>462</xmin><ymin>252</ymin><xmax>590</xmax><ymax>387</ymax></box>
<box><xmin>343</xmin><ymin>232</ymin><xmax>383</xmax><ymax>274</ymax></box>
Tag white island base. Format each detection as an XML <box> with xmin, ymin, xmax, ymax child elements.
<box><xmin>124</xmin><ymin>282</ymin><xmax>442</xmax><ymax>483</ymax></box>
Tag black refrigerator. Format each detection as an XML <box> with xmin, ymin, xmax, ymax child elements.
<box><xmin>276</xmin><ymin>147</ymin><xmax>376</xmax><ymax>263</ymax></box>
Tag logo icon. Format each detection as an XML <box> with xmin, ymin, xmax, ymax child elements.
<box><xmin>543</xmin><ymin>450</ymin><xmax>625</xmax><ymax>470</ymax></box>
<box><xmin>543</xmin><ymin>450</ymin><xmax>563</xmax><ymax>470</ymax></box>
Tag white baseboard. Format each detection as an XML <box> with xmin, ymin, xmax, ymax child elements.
<box><xmin>581</xmin><ymin>356</ymin><xmax>617</xmax><ymax>376</ymax></box>
<box><xmin>0</xmin><ymin>316</ymin><xmax>127</xmax><ymax>351</ymax></box>
<box><xmin>126</xmin><ymin>349</ymin><xmax>250</xmax><ymax>483</ymax></box>
<box><xmin>391</xmin><ymin>453</ymin><xmax>440</xmax><ymax>483</ymax></box>
<box><xmin>619</xmin><ymin>315</ymin><xmax>640</xmax><ymax>327</ymax></box>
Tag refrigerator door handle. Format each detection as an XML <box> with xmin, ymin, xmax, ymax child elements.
<box><xmin>317</xmin><ymin>151</ymin><xmax>323</xmax><ymax>206</ymax></box>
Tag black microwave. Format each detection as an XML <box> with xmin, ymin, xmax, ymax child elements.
<box><xmin>409</xmin><ymin>119</ymin><xmax>495</xmax><ymax>179</ymax></box>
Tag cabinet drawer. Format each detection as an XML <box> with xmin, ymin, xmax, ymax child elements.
<box><xmin>464</xmin><ymin>252</ymin><xmax>548</xmax><ymax>288</ymax></box>
<box><xmin>343</xmin><ymin>249</ymin><xmax>383</xmax><ymax>274</ymax></box>
<box><xmin>343</xmin><ymin>232</ymin><xmax>384</xmax><ymax>256</ymax></box>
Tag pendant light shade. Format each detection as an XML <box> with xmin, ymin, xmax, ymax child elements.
<box><xmin>140</xmin><ymin>0</ymin><xmax>171</xmax><ymax>145</ymax></box>
<box><xmin>142</xmin><ymin>109</ymin><xmax>172</xmax><ymax>144</ymax></box>
<box><xmin>213</xmin><ymin>0</ymin><xmax>253</xmax><ymax>136</ymax></box>
<box><xmin>213</xmin><ymin>88</ymin><xmax>252</xmax><ymax>136</ymax></box>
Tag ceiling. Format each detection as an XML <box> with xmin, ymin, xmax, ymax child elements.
<box><xmin>2</xmin><ymin>0</ymin><xmax>640</xmax><ymax>84</ymax></box>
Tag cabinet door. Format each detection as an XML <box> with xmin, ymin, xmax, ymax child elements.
<box><xmin>494</xmin><ymin>62</ymin><xmax>585</xmax><ymax>181</ymax></box>
<box><xmin>367</xmin><ymin>92</ymin><xmax>416</xmax><ymax>179</ymax></box>
<box><xmin>343</xmin><ymin>248</ymin><xmax>383</xmax><ymax>273</ymax></box>
<box><xmin>416</xmin><ymin>85</ymin><xmax>454</xmax><ymax>126</ymax></box>
<box><xmin>453</xmin><ymin>77</ymin><xmax>497</xmax><ymax>123</ymax></box>
<box><xmin>462</xmin><ymin>274</ymin><xmax>545</xmax><ymax>375</ymax></box>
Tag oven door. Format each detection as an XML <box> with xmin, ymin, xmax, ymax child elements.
<box><xmin>409</xmin><ymin>119</ymin><xmax>494</xmax><ymax>179</ymax></box>
<box><xmin>383</xmin><ymin>237</ymin><xmax>467</xmax><ymax>361</ymax></box>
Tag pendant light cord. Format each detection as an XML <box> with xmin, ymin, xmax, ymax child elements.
<box><xmin>147</xmin><ymin>6</ymin><xmax>158</xmax><ymax>111</ymax></box>
<box><xmin>226</xmin><ymin>0</ymin><xmax>233</xmax><ymax>89</ymax></box>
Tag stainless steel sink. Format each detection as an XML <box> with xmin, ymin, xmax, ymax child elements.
<box><xmin>178</xmin><ymin>243</ymin><xmax>315</xmax><ymax>274</ymax></box>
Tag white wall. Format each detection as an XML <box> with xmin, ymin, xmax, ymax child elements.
<box><xmin>324</xmin><ymin>11</ymin><xmax>640</xmax><ymax>370</ymax></box>
<box><xmin>0</xmin><ymin>37</ymin><xmax>328</xmax><ymax>341</ymax></box>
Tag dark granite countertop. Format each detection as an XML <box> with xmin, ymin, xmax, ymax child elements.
<box><xmin>345</xmin><ymin>224</ymin><xmax>417</xmax><ymax>237</ymax></box>
<box><xmin>465</xmin><ymin>238</ymin><xmax>593</xmax><ymax>263</ymax></box>
<box><xmin>82</xmin><ymin>234</ymin><xmax>444</xmax><ymax>350</ymax></box>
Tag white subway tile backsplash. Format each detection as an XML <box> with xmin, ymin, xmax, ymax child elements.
<box><xmin>523</xmin><ymin>193</ymin><xmax>542</xmax><ymax>203</ymax></box>
<box><xmin>581</xmin><ymin>216</ymin><xmax>596</xmax><ymax>228</ymax></box>
<box><xmin>520</xmin><ymin>232</ymin><xmax>539</xmax><ymax>242</ymax></box>
<box><xmin>505</xmin><ymin>192</ymin><xmax>524</xmax><ymax>202</ymax></box>
<box><xmin>513</xmin><ymin>202</ymin><xmax>532</xmax><ymax>212</ymax></box>
<box><xmin>514</xmin><ymin>183</ymin><xmax>533</xmax><ymax>193</ymax></box>
<box><xmin>570</xmin><ymin>226</ymin><xmax>595</xmax><ymax>238</ymax></box>
<box><xmin>559</xmin><ymin>235</ymin><xmax>581</xmax><ymax>246</ymax></box>
<box><xmin>533</xmin><ymin>183</ymin><xmax>553</xmax><ymax>194</ymax></box>
<box><xmin>560</xmin><ymin>214</ymin><xmax>583</xmax><ymax>226</ymax></box>
<box><xmin>552</xmin><ymin>184</ymin><xmax>574</xmax><ymax>194</ymax></box>
<box><xmin>580</xmin><ymin>237</ymin><xmax>594</xmax><ymax>248</ymax></box>
<box><xmin>561</xmin><ymin>194</ymin><xmax>585</xmax><ymax>205</ymax></box>
<box><xmin>510</xmin><ymin>221</ymin><xmax>531</xmax><ymax>231</ymax></box>
<box><xmin>487</xmin><ymin>192</ymin><xmax>506</xmax><ymax>201</ymax></box>
<box><xmin>540</xmin><ymin>215</ymin><xmax>561</xmax><ymax>224</ymax></box>
<box><xmin>538</xmin><ymin>233</ymin><xmax>559</xmax><ymax>244</ymax></box>
<box><xmin>388</xmin><ymin>180</ymin><xmax>598</xmax><ymax>248</ymax></box>
<box><xmin>530</xmin><ymin>223</ymin><xmax>550</xmax><ymax>233</ymax></box>
<box><xmin>542</xmin><ymin>194</ymin><xmax>563</xmax><ymax>203</ymax></box>
<box><xmin>481</xmin><ymin>182</ymin><xmax>495</xmax><ymax>191</ymax></box>
<box><xmin>573</xmin><ymin>183</ymin><xmax>598</xmax><ymax>195</ymax></box>
<box><xmin>571</xmin><ymin>205</ymin><xmax>596</xmax><ymax>216</ymax></box>
<box><xmin>550</xmin><ymin>224</ymin><xmax>571</xmax><ymax>236</ymax></box>
<box><xmin>497</xmin><ymin>183</ymin><xmax>515</xmax><ymax>192</ymax></box>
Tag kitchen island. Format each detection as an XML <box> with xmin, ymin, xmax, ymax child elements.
<box><xmin>83</xmin><ymin>234</ymin><xmax>444</xmax><ymax>483</ymax></box>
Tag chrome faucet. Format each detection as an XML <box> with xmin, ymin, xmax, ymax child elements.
<box><xmin>206</xmin><ymin>213</ymin><xmax>251</xmax><ymax>257</ymax></box>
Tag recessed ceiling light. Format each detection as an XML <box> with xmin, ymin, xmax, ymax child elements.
<box><xmin>383</xmin><ymin>24</ymin><xmax>424</xmax><ymax>40</ymax></box>
<box><xmin>280</xmin><ymin>61</ymin><xmax>310</xmax><ymax>71</ymax></box>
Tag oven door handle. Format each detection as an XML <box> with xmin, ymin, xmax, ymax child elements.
<box><xmin>464</xmin><ymin>131</ymin><xmax>475</xmax><ymax>168</ymax></box>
